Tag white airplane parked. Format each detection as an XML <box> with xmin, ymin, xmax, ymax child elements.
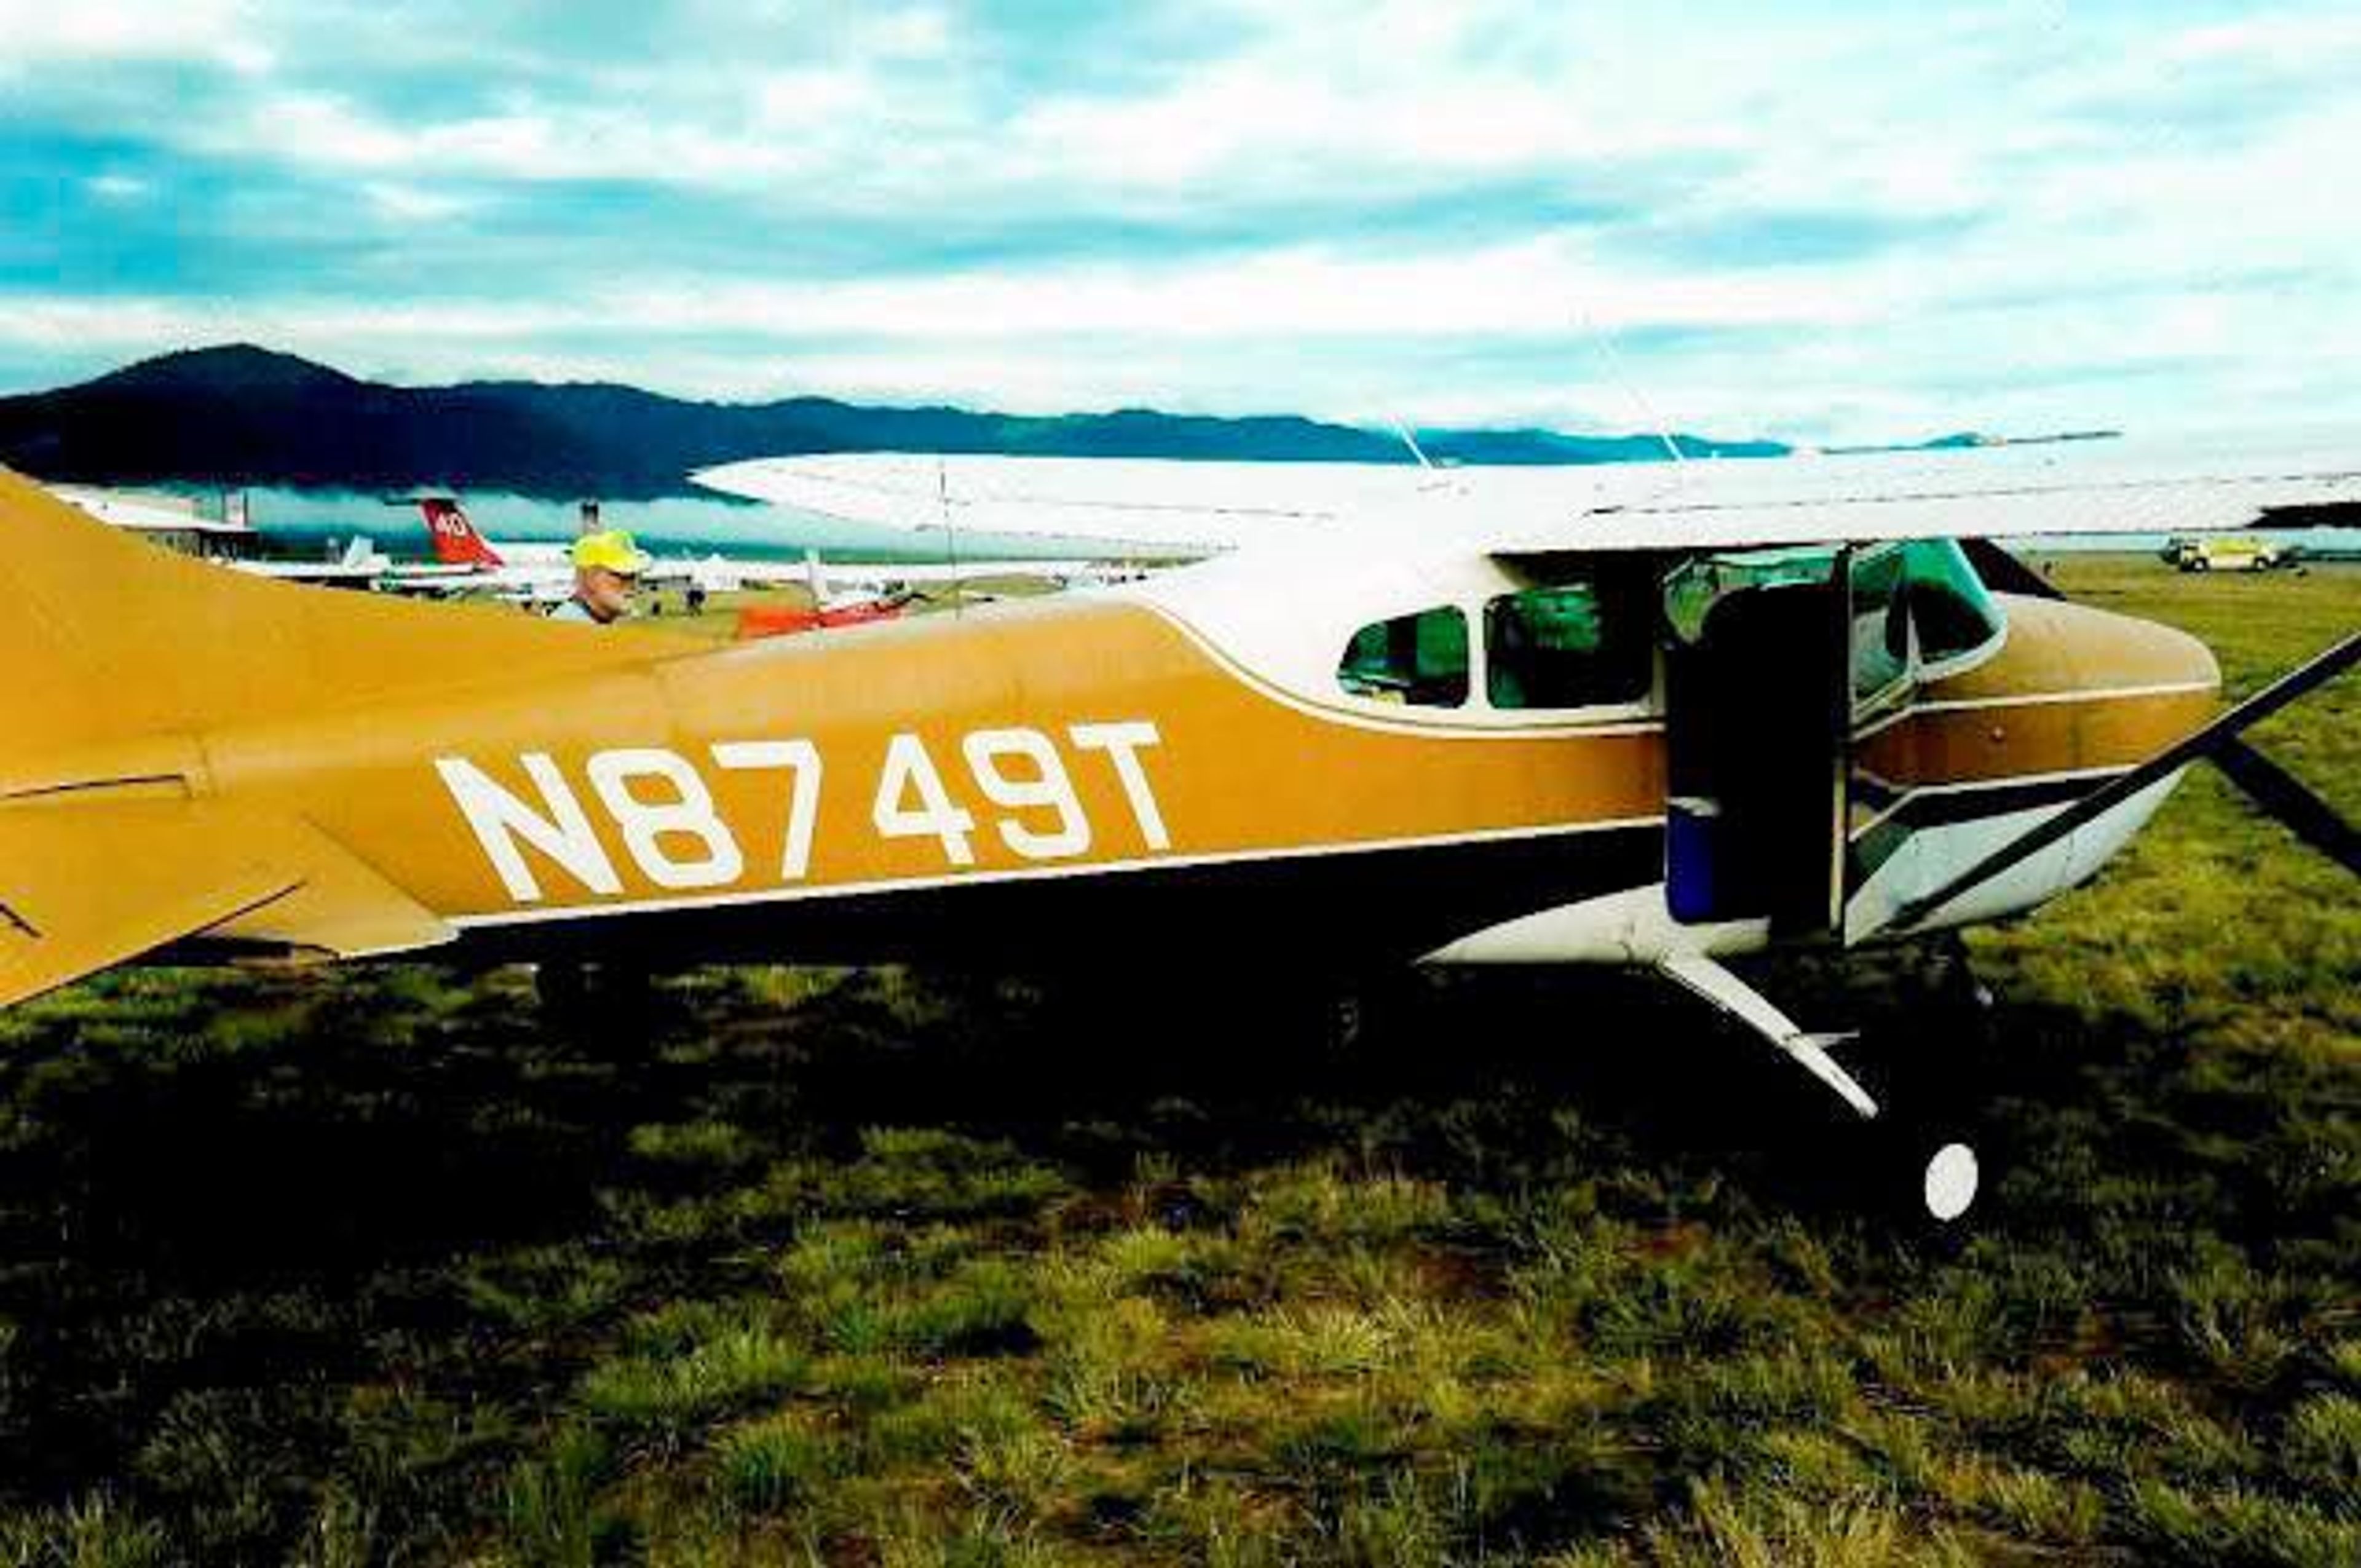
<box><xmin>413</xmin><ymin>495</ymin><xmax>1107</xmax><ymax>612</ymax></box>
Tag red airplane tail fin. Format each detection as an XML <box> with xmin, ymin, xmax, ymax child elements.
<box><xmin>420</xmin><ymin>497</ymin><xmax>505</xmax><ymax>568</ymax></box>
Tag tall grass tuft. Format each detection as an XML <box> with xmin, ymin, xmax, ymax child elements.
<box><xmin>0</xmin><ymin>1495</ymin><xmax>172</xmax><ymax>1568</ymax></box>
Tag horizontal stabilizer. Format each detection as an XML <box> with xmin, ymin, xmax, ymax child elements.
<box><xmin>0</xmin><ymin>798</ymin><xmax>450</xmax><ymax>1008</ymax></box>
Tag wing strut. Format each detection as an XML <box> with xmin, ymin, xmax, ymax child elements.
<box><xmin>2210</xmin><ymin>737</ymin><xmax>2361</xmax><ymax>877</ymax></box>
<box><xmin>1892</xmin><ymin>629</ymin><xmax>2361</xmax><ymax>930</ymax></box>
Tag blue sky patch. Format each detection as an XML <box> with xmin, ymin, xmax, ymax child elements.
<box><xmin>0</xmin><ymin>1</ymin><xmax>2354</xmax><ymax>443</ymax></box>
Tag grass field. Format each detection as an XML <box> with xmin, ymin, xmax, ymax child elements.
<box><xmin>2</xmin><ymin>559</ymin><xmax>2355</xmax><ymax>1565</ymax></box>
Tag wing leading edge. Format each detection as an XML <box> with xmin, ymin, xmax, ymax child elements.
<box><xmin>694</xmin><ymin>434</ymin><xmax>2361</xmax><ymax>558</ymax></box>
<box><xmin>692</xmin><ymin>453</ymin><xmax>1440</xmax><ymax>555</ymax></box>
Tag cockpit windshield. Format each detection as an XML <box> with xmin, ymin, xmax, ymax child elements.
<box><xmin>1900</xmin><ymin>539</ymin><xmax>2006</xmax><ymax>669</ymax></box>
<box><xmin>1664</xmin><ymin>537</ymin><xmax>2007</xmax><ymax>700</ymax></box>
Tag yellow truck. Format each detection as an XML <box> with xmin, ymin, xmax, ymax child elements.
<box><xmin>2163</xmin><ymin>536</ymin><xmax>2287</xmax><ymax>572</ymax></box>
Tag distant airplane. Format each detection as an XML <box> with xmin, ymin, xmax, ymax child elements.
<box><xmin>228</xmin><ymin>499</ymin><xmax>537</xmax><ymax>595</ymax></box>
<box><xmin>45</xmin><ymin>481</ymin><xmax>1092</xmax><ymax>614</ymax></box>
<box><xmin>7</xmin><ymin>427</ymin><xmax>2356</xmax><ymax>1224</ymax></box>
<box><xmin>408</xmin><ymin>497</ymin><xmax>582</xmax><ymax>603</ymax></box>
<box><xmin>232</xmin><ymin>534</ymin><xmax>405</xmax><ymax>587</ymax></box>
<box><xmin>407</xmin><ymin>495</ymin><xmax>1072</xmax><ymax>612</ymax></box>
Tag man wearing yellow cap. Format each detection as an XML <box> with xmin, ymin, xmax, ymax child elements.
<box><xmin>539</xmin><ymin>531</ymin><xmax>661</xmax><ymax>1025</ymax></box>
<box><xmin>551</xmin><ymin>529</ymin><xmax>652</xmax><ymax>624</ymax></box>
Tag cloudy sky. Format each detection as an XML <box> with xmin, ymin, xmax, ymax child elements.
<box><xmin>3</xmin><ymin>1</ymin><xmax>2355</xmax><ymax>442</ymax></box>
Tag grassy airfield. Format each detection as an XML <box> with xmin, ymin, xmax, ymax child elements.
<box><xmin>1</xmin><ymin>560</ymin><xmax>2355</xmax><ymax>1566</ymax></box>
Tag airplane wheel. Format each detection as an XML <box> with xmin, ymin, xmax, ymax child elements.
<box><xmin>1859</xmin><ymin>1112</ymin><xmax>1981</xmax><ymax>1226</ymax></box>
<box><xmin>1930</xmin><ymin>936</ymin><xmax>1997</xmax><ymax>1015</ymax></box>
<box><xmin>1918</xmin><ymin>1139</ymin><xmax>1980</xmax><ymax>1224</ymax></box>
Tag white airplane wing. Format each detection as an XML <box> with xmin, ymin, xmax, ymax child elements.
<box><xmin>818</xmin><ymin>557</ymin><xmax>1110</xmax><ymax>587</ymax></box>
<box><xmin>692</xmin><ymin>453</ymin><xmax>1444</xmax><ymax>555</ymax></box>
<box><xmin>700</xmin><ymin>430</ymin><xmax>2359</xmax><ymax>560</ymax></box>
<box><xmin>1488</xmin><ymin>429</ymin><xmax>2361</xmax><ymax>554</ymax></box>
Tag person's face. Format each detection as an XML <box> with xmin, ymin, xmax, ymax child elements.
<box><xmin>579</xmin><ymin>566</ymin><xmax>638</xmax><ymax>622</ymax></box>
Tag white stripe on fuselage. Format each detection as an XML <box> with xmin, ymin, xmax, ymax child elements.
<box><xmin>1849</xmin><ymin>679</ymin><xmax>2216</xmax><ymax>742</ymax></box>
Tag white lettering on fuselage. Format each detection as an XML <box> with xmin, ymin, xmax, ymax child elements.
<box><xmin>435</xmin><ymin>753</ymin><xmax>627</xmax><ymax>903</ymax></box>
<box><xmin>435</xmin><ymin>723</ymin><xmax>1168</xmax><ymax>905</ymax></box>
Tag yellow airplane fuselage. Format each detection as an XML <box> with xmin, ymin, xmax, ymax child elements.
<box><xmin>218</xmin><ymin>588</ymin><xmax>2212</xmax><ymax>970</ymax></box>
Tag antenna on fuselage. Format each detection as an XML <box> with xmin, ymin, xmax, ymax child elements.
<box><xmin>1577</xmin><ymin>311</ymin><xmax>1690</xmax><ymax>465</ymax></box>
<box><xmin>936</xmin><ymin>457</ymin><xmax>963</xmax><ymax>619</ymax></box>
<box><xmin>1577</xmin><ymin>309</ymin><xmax>1690</xmax><ymax>471</ymax></box>
<box><xmin>1572</xmin><ymin>309</ymin><xmax>1698</xmax><ymax>518</ymax></box>
<box><xmin>1391</xmin><ymin>420</ymin><xmax>1469</xmax><ymax>499</ymax></box>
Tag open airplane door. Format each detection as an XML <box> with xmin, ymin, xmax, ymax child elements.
<box><xmin>1833</xmin><ymin>542</ymin><xmax>1937</xmax><ymax>946</ymax></box>
<box><xmin>1661</xmin><ymin>547</ymin><xmax>1851</xmax><ymax>935</ymax></box>
<box><xmin>1664</xmin><ymin>543</ymin><xmax>1932</xmax><ymax>939</ymax></box>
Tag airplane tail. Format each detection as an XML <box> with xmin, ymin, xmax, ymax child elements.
<box><xmin>6</xmin><ymin>465</ymin><xmax>676</xmax><ymax>773</ymax></box>
<box><xmin>1</xmin><ymin>469</ymin><xmax>684</xmax><ymax>1004</ymax></box>
<box><xmin>421</xmin><ymin>496</ymin><xmax>505</xmax><ymax>568</ymax></box>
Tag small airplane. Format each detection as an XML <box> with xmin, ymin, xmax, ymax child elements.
<box><xmin>215</xmin><ymin>499</ymin><xmax>563</xmax><ymax>596</ymax></box>
<box><xmin>730</xmin><ymin>550</ymin><xmax>919</xmax><ymax>638</ymax></box>
<box><xmin>226</xmin><ymin>534</ymin><xmax>394</xmax><ymax>587</ymax></box>
<box><xmin>409</xmin><ymin>495</ymin><xmax>1082</xmax><ymax>612</ymax></box>
<box><xmin>734</xmin><ymin>548</ymin><xmax>1109</xmax><ymax>634</ymax></box>
<box><xmin>4</xmin><ymin>433</ymin><xmax>2354</xmax><ymax>1222</ymax></box>
<box><xmin>409</xmin><ymin>496</ymin><xmax>598</xmax><ymax>603</ymax></box>
<box><xmin>407</xmin><ymin>494</ymin><xmax>799</xmax><ymax>604</ymax></box>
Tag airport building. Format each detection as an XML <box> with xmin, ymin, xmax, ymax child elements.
<box><xmin>50</xmin><ymin>485</ymin><xmax>263</xmax><ymax>560</ymax></box>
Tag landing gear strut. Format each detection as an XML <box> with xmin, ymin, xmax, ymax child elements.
<box><xmin>1931</xmin><ymin>932</ymin><xmax>1996</xmax><ymax>1014</ymax></box>
<box><xmin>1656</xmin><ymin>953</ymin><xmax>1981</xmax><ymax>1223</ymax></box>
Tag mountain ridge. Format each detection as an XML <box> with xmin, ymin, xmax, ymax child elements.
<box><xmin>0</xmin><ymin>344</ymin><xmax>1792</xmax><ymax>499</ymax></box>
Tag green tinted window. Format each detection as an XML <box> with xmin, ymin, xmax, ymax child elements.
<box><xmin>1902</xmin><ymin>539</ymin><xmax>2006</xmax><ymax>663</ymax></box>
<box><xmin>1339</xmin><ymin>606</ymin><xmax>1469</xmax><ymax>707</ymax></box>
<box><xmin>1664</xmin><ymin>547</ymin><xmax>1838</xmax><ymax>644</ymax></box>
<box><xmin>1848</xmin><ymin>544</ymin><xmax>1910</xmax><ymax>706</ymax></box>
<box><xmin>1485</xmin><ymin>580</ymin><xmax>1651</xmax><ymax>708</ymax></box>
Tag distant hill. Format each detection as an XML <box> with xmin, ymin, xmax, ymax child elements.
<box><xmin>0</xmin><ymin>344</ymin><xmax>1791</xmax><ymax>498</ymax></box>
<box><xmin>1821</xmin><ymin>428</ymin><xmax>2122</xmax><ymax>456</ymax></box>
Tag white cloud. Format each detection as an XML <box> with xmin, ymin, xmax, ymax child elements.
<box><xmin>1002</xmin><ymin>4</ymin><xmax>1749</xmax><ymax>200</ymax></box>
<box><xmin>2163</xmin><ymin>11</ymin><xmax>2361</xmax><ymax>67</ymax></box>
<box><xmin>6</xmin><ymin>1</ymin><xmax>2360</xmax><ymax>438</ymax></box>
<box><xmin>360</xmin><ymin>181</ymin><xmax>477</xmax><ymax>222</ymax></box>
<box><xmin>599</xmin><ymin>239</ymin><xmax>1882</xmax><ymax>342</ymax></box>
<box><xmin>0</xmin><ymin>0</ymin><xmax>266</xmax><ymax>73</ymax></box>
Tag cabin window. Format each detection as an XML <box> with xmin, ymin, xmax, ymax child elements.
<box><xmin>1902</xmin><ymin>539</ymin><xmax>2006</xmax><ymax>666</ymax></box>
<box><xmin>1663</xmin><ymin>547</ymin><xmax>1837</xmax><ymax>646</ymax></box>
<box><xmin>1338</xmin><ymin>606</ymin><xmax>1469</xmax><ymax>706</ymax></box>
<box><xmin>1485</xmin><ymin>577</ymin><xmax>1652</xmax><ymax>709</ymax></box>
<box><xmin>1848</xmin><ymin>544</ymin><xmax>1911</xmax><ymax>708</ymax></box>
